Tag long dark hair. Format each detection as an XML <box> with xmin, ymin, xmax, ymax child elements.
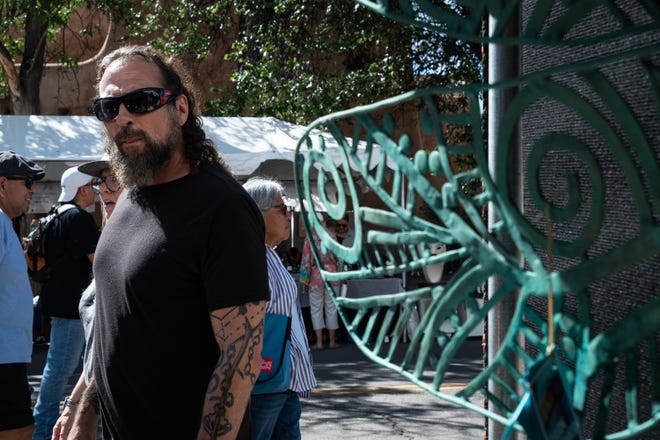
<box><xmin>96</xmin><ymin>45</ymin><xmax>230</xmax><ymax>174</ymax></box>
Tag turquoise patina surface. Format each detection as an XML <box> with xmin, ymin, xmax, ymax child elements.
<box><xmin>294</xmin><ymin>1</ymin><xmax>660</xmax><ymax>438</ymax></box>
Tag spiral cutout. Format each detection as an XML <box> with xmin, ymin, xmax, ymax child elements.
<box><xmin>495</xmin><ymin>79</ymin><xmax>632</xmax><ymax>259</ymax></box>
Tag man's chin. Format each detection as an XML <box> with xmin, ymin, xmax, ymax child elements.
<box><xmin>119</xmin><ymin>143</ymin><xmax>145</xmax><ymax>157</ymax></box>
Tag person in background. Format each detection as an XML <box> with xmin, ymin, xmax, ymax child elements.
<box><xmin>50</xmin><ymin>154</ymin><xmax>119</xmax><ymax>440</ymax></box>
<box><xmin>300</xmin><ymin>219</ymin><xmax>341</xmax><ymax>350</ymax></box>
<box><xmin>91</xmin><ymin>44</ymin><xmax>268</xmax><ymax>439</ymax></box>
<box><xmin>0</xmin><ymin>151</ymin><xmax>45</xmax><ymax>440</ymax></box>
<box><xmin>325</xmin><ymin>218</ymin><xmax>336</xmax><ymax>231</ymax></box>
<box><xmin>243</xmin><ymin>177</ymin><xmax>316</xmax><ymax>440</ymax></box>
<box><xmin>332</xmin><ymin>214</ymin><xmax>356</xmax><ymax>342</ymax></box>
<box><xmin>333</xmin><ymin>214</ymin><xmax>354</xmax><ymax>248</ymax></box>
<box><xmin>33</xmin><ymin>166</ymin><xmax>100</xmax><ymax>440</ymax></box>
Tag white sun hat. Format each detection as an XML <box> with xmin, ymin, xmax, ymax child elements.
<box><xmin>58</xmin><ymin>166</ymin><xmax>94</xmax><ymax>202</ymax></box>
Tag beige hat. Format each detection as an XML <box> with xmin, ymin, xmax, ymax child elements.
<box><xmin>78</xmin><ymin>152</ymin><xmax>110</xmax><ymax>178</ymax></box>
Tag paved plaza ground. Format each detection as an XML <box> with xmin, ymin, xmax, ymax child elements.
<box><xmin>29</xmin><ymin>338</ymin><xmax>486</xmax><ymax>439</ymax></box>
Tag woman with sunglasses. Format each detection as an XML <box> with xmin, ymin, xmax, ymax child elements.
<box><xmin>51</xmin><ymin>156</ymin><xmax>122</xmax><ymax>440</ymax></box>
<box><xmin>333</xmin><ymin>215</ymin><xmax>354</xmax><ymax>247</ymax></box>
<box><xmin>243</xmin><ymin>176</ymin><xmax>316</xmax><ymax>440</ymax></box>
<box><xmin>334</xmin><ymin>214</ymin><xmax>358</xmax><ymax>274</ymax></box>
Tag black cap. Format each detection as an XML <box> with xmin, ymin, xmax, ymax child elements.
<box><xmin>0</xmin><ymin>151</ymin><xmax>45</xmax><ymax>180</ymax></box>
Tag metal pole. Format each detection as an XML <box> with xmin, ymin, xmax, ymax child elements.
<box><xmin>401</xmin><ymin>175</ymin><xmax>406</xmax><ymax>289</ymax></box>
<box><xmin>487</xmin><ymin>7</ymin><xmax>522</xmax><ymax>440</ymax></box>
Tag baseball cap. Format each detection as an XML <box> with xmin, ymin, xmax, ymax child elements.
<box><xmin>78</xmin><ymin>152</ymin><xmax>110</xmax><ymax>178</ymax></box>
<box><xmin>0</xmin><ymin>151</ymin><xmax>45</xmax><ymax>179</ymax></box>
<box><xmin>58</xmin><ymin>166</ymin><xmax>94</xmax><ymax>202</ymax></box>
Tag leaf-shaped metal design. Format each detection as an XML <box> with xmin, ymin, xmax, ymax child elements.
<box><xmin>294</xmin><ymin>2</ymin><xmax>660</xmax><ymax>437</ymax></box>
<box><xmin>355</xmin><ymin>0</ymin><xmax>660</xmax><ymax>46</ymax></box>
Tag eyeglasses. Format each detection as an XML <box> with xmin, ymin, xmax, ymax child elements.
<box><xmin>335</xmin><ymin>223</ymin><xmax>348</xmax><ymax>228</ymax></box>
<box><xmin>92</xmin><ymin>87</ymin><xmax>178</xmax><ymax>122</ymax></box>
<box><xmin>270</xmin><ymin>204</ymin><xmax>293</xmax><ymax>215</ymax></box>
<box><xmin>92</xmin><ymin>175</ymin><xmax>121</xmax><ymax>193</ymax></box>
<box><xmin>5</xmin><ymin>176</ymin><xmax>35</xmax><ymax>189</ymax></box>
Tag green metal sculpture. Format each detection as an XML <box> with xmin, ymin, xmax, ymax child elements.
<box><xmin>294</xmin><ymin>1</ymin><xmax>660</xmax><ymax>438</ymax></box>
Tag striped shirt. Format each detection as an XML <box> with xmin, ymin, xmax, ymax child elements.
<box><xmin>265</xmin><ymin>246</ymin><xmax>317</xmax><ymax>396</ymax></box>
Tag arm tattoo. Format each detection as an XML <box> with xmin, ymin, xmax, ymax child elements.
<box><xmin>79</xmin><ymin>378</ymin><xmax>100</xmax><ymax>415</ymax></box>
<box><xmin>201</xmin><ymin>302</ymin><xmax>264</xmax><ymax>436</ymax></box>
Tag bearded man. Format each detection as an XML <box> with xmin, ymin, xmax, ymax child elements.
<box><xmin>89</xmin><ymin>45</ymin><xmax>269</xmax><ymax>439</ymax></box>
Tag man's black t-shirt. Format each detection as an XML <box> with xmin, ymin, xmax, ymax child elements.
<box><xmin>40</xmin><ymin>204</ymin><xmax>100</xmax><ymax>318</ymax></box>
<box><xmin>93</xmin><ymin>164</ymin><xmax>269</xmax><ymax>438</ymax></box>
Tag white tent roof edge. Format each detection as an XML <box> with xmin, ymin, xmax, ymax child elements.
<box><xmin>0</xmin><ymin>115</ymin><xmax>391</xmax><ymax>180</ymax></box>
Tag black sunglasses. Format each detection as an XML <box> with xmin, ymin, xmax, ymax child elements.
<box><xmin>335</xmin><ymin>223</ymin><xmax>348</xmax><ymax>228</ymax></box>
<box><xmin>270</xmin><ymin>204</ymin><xmax>293</xmax><ymax>215</ymax></box>
<box><xmin>92</xmin><ymin>87</ymin><xmax>178</xmax><ymax>122</ymax></box>
<box><xmin>92</xmin><ymin>175</ymin><xmax>121</xmax><ymax>193</ymax></box>
<box><xmin>6</xmin><ymin>175</ymin><xmax>35</xmax><ymax>189</ymax></box>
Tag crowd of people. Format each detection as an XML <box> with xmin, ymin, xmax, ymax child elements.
<box><xmin>0</xmin><ymin>44</ymin><xmax>349</xmax><ymax>440</ymax></box>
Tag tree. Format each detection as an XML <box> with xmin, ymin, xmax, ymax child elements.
<box><xmin>0</xmin><ymin>0</ymin><xmax>234</xmax><ymax>115</ymax></box>
<box><xmin>0</xmin><ymin>1</ymin><xmax>113</xmax><ymax>114</ymax></box>
<box><xmin>204</xmin><ymin>0</ymin><xmax>482</xmax><ymax>124</ymax></box>
<box><xmin>116</xmin><ymin>1</ymin><xmax>235</xmax><ymax>59</ymax></box>
<box><xmin>0</xmin><ymin>0</ymin><xmax>482</xmax><ymax>119</ymax></box>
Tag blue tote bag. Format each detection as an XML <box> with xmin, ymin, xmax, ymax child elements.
<box><xmin>252</xmin><ymin>313</ymin><xmax>292</xmax><ymax>395</ymax></box>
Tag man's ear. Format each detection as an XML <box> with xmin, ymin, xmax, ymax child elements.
<box><xmin>175</xmin><ymin>94</ymin><xmax>189</xmax><ymax>126</ymax></box>
<box><xmin>75</xmin><ymin>185</ymin><xmax>91</xmax><ymax>201</ymax></box>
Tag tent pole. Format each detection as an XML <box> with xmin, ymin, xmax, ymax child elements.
<box><xmin>291</xmin><ymin>212</ymin><xmax>295</xmax><ymax>247</ymax></box>
<box><xmin>401</xmin><ymin>175</ymin><xmax>406</xmax><ymax>289</ymax></box>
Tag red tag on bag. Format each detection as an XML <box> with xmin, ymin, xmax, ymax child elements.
<box><xmin>261</xmin><ymin>357</ymin><xmax>273</xmax><ymax>373</ymax></box>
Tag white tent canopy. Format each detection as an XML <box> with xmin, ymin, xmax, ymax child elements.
<box><xmin>0</xmin><ymin>115</ymin><xmax>387</xmax><ymax>179</ymax></box>
<box><xmin>1</xmin><ymin>115</ymin><xmax>393</xmax><ymax>213</ymax></box>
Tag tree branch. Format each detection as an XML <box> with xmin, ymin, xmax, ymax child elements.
<box><xmin>0</xmin><ymin>42</ymin><xmax>20</xmax><ymax>97</ymax></box>
<box><xmin>45</xmin><ymin>15</ymin><xmax>114</xmax><ymax>68</ymax></box>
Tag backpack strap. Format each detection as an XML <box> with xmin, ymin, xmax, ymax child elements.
<box><xmin>55</xmin><ymin>203</ymin><xmax>77</xmax><ymax>215</ymax></box>
<box><xmin>42</xmin><ymin>203</ymin><xmax>81</xmax><ymax>261</ymax></box>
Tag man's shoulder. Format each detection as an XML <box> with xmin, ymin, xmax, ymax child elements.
<box><xmin>197</xmin><ymin>163</ymin><xmax>247</xmax><ymax>198</ymax></box>
<box><xmin>57</xmin><ymin>204</ymin><xmax>92</xmax><ymax>220</ymax></box>
<box><xmin>197</xmin><ymin>164</ymin><xmax>263</xmax><ymax>225</ymax></box>
<box><xmin>53</xmin><ymin>205</ymin><xmax>97</xmax><ymax>235</ymax></box>
<box><xmin>199</xmin><ymin>162</ymin><xmax>237</xmax><ymax>185</ymax></box>
<box><xmin>56</xmin><ymin>202</ymin><xmax>82</xmax><ymax>212</ymax></box>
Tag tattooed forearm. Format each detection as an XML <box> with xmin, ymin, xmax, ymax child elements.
<box><xmin>80</xmin><ymin>378</ymin><xmax>100</xmax><ymax>415</ymax></box>
<box><xmin>201</xmin><ymin>364</ymin><xmax>234</xmax><ymax>436</ymax></box>
<box><xmin>201</xmin><ymin>301</ymin><xmax>265</xmax><ymax>437</ymax></box>
<box><xmin>211</xmin><ymin>301</ymin><xmax>263</xmax><ymax>342</ymax></box>
<box><xmin>69</xmin><ymin>377</ymin><xmax>101</xmax><ymax>437</ymax></box>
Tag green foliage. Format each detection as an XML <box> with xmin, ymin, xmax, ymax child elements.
<box><xmin>0</xmin><ymin>1</ymin><xmax>114</xmax><ymax>64</ymax></box>
<box><xmin>410</xmin><ymin>1</ymin><xmax>483</xmax><ymax>87</ymax></box>
<box><xmin>204</xmin><ymin>0</ymin><xmax>481</xmax><ymax>124</ymax></box>
<box><xmin>0</xmin><ymin>0</ymin><xmax>481</xmax><ymax>121</ymax></box>
<box><xmin>0</xmin><ymin>0</ymin><xmax>235</xmax><ymax>111</ymax></box>
<box><xmin>0</xmin><ymin>79</ymin><xmax>8</xmax><ymax>99</ymax></box>
<box><xmin>0</xmin><ymin>0</ymin><xmax>136</xmax><ymax>110</ymax></box>
<box><xmin>0</xmin><ymin>1</ymin><xmax>30</xmax><ymax>56</ymax></box>
<box><xmin>116</xmin><ymin>0</ymin><xmax>234</xmax><ymax>59</ymax></box>
<box><xmin>204</xmin><ymin>1</ymin><xmax>400</xmax><ymax>122</ymax></box>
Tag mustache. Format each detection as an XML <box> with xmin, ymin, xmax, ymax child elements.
<box><xmin>114</xmin><ymin>128</ymin><xmax>146</xmax><ymax>145</ymax></box>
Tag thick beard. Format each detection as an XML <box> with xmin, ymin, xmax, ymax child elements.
<box><xmin>105</xmin><ymin>123</ymin><xmax>182</xmax><ymax>188</ymax></box>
